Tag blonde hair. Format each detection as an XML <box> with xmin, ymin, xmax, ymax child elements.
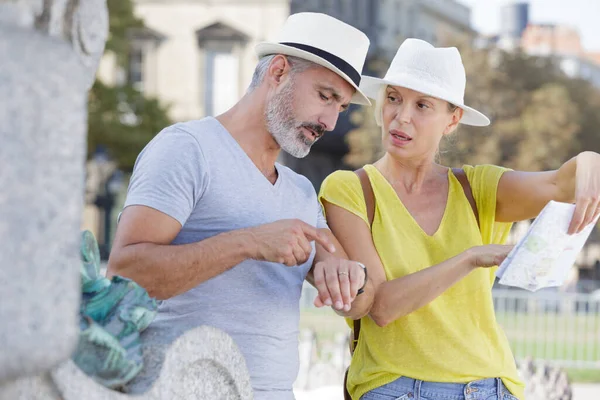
<box><xmin>373</xmin><ymin>85</ymin><xmax>387</xmax><ymax>127</ymax></box>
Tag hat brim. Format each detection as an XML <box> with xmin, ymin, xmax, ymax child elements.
<box><xmin>360</xmin><ymin>75</ymin><xmax>490</xmax><ymax>127</ymax></box>
<box><xmin>256</xmin><ymin>42</ymin><xmax>371</xmax><ymax>106</ymax></box>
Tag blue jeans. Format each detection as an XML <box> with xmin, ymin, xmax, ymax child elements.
<box><xmin>360</xmin><ymin>376</ymin><xmax>519</xmax><ymax>400</ymax></box>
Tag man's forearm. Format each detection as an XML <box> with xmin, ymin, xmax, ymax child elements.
<box><xmin>107</xmin><ymin>229</ymin><xmax>255</xmax><ymax>300</ymax></box>
<box><xmin>308</xmin><ymin>229</ymin><xmax>373</xmax><ymax>319</ymax></box>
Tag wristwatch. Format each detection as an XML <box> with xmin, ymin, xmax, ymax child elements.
<box><xmin>356</xmin><ymin>262</ymin><xmax>368</xmax><ymax>295</ymax></box>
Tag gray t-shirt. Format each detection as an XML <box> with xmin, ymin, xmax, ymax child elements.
<box><xmin>123</xmin><ymin>117</ymin><xmax>327</xmax><ymax>399</ymax></box>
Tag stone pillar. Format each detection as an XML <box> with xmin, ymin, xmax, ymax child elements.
<box><xmin>0</xmin><ymin>3</ymin><xmax>253</xmax><ymax>399</ymax></box>
<box><xmin>0</xmin><ymin>0</ymin><xmax>109</xmax><ymax>383</ymax></box>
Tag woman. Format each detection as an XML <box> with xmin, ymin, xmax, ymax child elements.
<box><xmin>319</xmin><ymin>39</ymin><xmax>600</xmax><ymax>400</ymax></box>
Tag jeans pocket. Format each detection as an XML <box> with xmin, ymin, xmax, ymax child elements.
<box><xmin>502</xmin><ymin>393</ymin><xmax>519</xmax><ymax>400</ymax></box>
<box><xmin>360</xmin><ymin>390</ymin><xmax>413</xmax><ymax>400</ymax></box>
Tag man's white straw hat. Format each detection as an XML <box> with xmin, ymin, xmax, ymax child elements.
<box><xmin>256</xmin><ymin>12</ymin><xmax>371</xmax><ymax>105</ymax></box>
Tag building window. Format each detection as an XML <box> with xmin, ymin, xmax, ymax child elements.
<box><xmin>128</xmin><ymin>44</ymin><xmax>144</xmax><ymax>91</ymax></box>
<box><xmin>196</xmin><ymin>22</ymin><xmax>249</xmax><ymax>117</ymax></box>
<box><xmin>125</xmin><ymin>28</ymin><xmax>166</xmax><ymax>93</ymax></box>
<box><xmin>204</xmin><ymin>48</ymin><xmax>239</xmax><ymax>116</ymax></box>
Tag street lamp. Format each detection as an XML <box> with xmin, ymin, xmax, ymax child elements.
<box><xmin>102</xmin><ymin>169</ymin><xmax>124</xmax><ymax>258</ymax></box>
<box><xmin>90</xmin><ymin>147</ymin><xmax>123</xmax><ymax>260</ymax></box>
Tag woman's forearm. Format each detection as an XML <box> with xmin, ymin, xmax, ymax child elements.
<box><xmin>554</xmin><ymin>154</ymin><xmax>578</xmax><ymax>203</ymax></box>
<box><xmin>369</xmin><ymin>250</ymin><xmax>475</xmax><ymax>327</ymax></box>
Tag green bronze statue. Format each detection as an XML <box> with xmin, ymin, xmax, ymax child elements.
<box><xmin>73</xmin><ymin>230</ymin><xmax>157</xmax><ymax>389</ymax></box>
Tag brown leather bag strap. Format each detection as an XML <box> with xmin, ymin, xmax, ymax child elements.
<box><xmin>452</xmin><ymin>168</ymin><xmax>480</xmax><ymax>229</ymax></box>
<box><xmin>355</xmin><ymin>168</ymin><xmax>375</xmax><ymax>228</ymax></box>
<box><xmin>350</xmin><ymin>319</ymin><xmax>360</xmax><ymax>354</ymax></box>
<box><xmin>350</xmin><ymin>168</ymin><xmax>376</xmax><ymax>355</ymax></box>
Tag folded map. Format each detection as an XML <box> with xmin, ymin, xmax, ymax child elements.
<box><xmin>496</xmin><ymin>201</ymin><xmax>598</xmax><ymax>291</ymax></box>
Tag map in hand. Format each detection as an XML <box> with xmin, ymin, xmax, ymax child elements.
<box><xmin>496</xmin><ymin>201</ymin><xmax>599</xmax><ymax>291</ymax></box>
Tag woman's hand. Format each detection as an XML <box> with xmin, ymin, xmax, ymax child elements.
<box><xmin>465</xmin><ymin>245</ymin><xmax>514</xmax><ymax>268</ymax></box>
<box><xmin>569</xmin><ymin>152</ymin><xmax>600</xmax><ymax>234</ymax></box>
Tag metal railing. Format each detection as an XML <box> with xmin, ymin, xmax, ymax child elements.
<box><xmin>493</xmin><ymin>288</ymin><xmax>600</xmax><ymax>369</ymax></box>
<box><xmin>300</xmin><ymin>285</ymin><xmax>600</xmax><ymax>369</ymax></box>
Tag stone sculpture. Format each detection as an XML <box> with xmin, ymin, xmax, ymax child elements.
<box><xmin>519</xmin><ymin>357</ymin><xmax>573</xmax><ymax>400</ymax></box>
<box><xmin>0</xmin><ymin>1</ymin><xmax>252</xmax><ymax>398</ymax></box>
<box><xmin>74</xmin><ymin>230</ymin><xmax>157</xmax><ymax>389</ymax></box>
<box><xmin>0</xmin><ymin>0</ymin><xmax>110</xmax><ymax>384</ymax></box>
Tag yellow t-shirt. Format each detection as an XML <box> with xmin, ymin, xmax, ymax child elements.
<box><xmin>318</xmin><ymin>164</ymin><xmax>524</xmax><ymax>400</ymax></box>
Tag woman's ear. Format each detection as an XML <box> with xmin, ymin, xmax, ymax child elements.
<box><xmin>443</xmin><ymin>107</ymin><xmax>463</xmax><ymax>135</ymax></box>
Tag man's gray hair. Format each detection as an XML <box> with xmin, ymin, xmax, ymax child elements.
<box><xmin>247</xmin><ymin>55</ymin><xmax>317</xmax><ymax>92</ymax></box>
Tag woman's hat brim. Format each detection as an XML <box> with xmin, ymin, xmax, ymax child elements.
<box><xmin>360</xmin><ymin>75</ymin><xmax>490</xmax><ymax>126</ymax></box>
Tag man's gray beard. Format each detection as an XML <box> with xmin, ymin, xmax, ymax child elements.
<box><xmin>265</xmin><ymin>82</ymin><xmax>315</xmax><ymax>158</ymax></box>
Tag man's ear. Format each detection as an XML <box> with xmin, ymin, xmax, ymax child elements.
<box><xmin>266</xmin><ymin>55</ymin><xmax>291</xmax><ymax>86</ymax></box>
<box><xmin>444</xmin><ymin>107</ymin><xmax>463</xmax><ymax>136</ymax></box>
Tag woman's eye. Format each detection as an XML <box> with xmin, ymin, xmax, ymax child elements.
<box><xmin>319</xmin><ymin>93</ymin><xmax>329</xmax><ymax>101</ymax></box>
<box><xmin>387</xmin><ymin>96</ymin><xmax>398</xmax><ymax>102</ymax></box>
<box><xmin>418</xmin><ymin>103</ymin><xmax>429</xmax><ymax>109</ymax></box>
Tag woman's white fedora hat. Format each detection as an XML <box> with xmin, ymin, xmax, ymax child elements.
<box><xmin>256</xmin><ymin>12</ymin><xmax>371</xmax><ymax>105</ymax></box>
<box><xmin>360</xmin><ymin>38</ymin><xmax>490</xmax><ymax>126</ymax></box>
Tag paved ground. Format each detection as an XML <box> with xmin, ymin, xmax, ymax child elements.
<box><xmin>572</xmin><ymin>383</ymin><xmax>600</xmax><ymax>399</ymax></box>
<box><xmin>294</xmin><ymin>384</ymin><xmax>600</xmax><ymax>399</ymax></box>
<box><xmin>294</xmin><ymin>386</ymin><xmax>343</xmax><ymax>400</ymax></box>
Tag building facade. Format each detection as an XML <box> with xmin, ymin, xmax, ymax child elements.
<box><xmin>96</xmin><ymin>0</ymin><xmax>475</xmax><ymax>189</ymax></box>
<box><xmin>491</xmin><ymin>3</ymin><xmax>600</xmax><ymax>89</ymax></box>
<box><xmin>286</xmin><ymin>0</ymin><xmax>475</xmax><ymax>188</ymax></box>
<box><xmin>520</xmin><ymin>23</ymin><xmax>600</xmax><ymax>88</ymax></box>
<box><xmin>291</xmin><ymin>0</ymin><xmax>473</xmax><ymax>59</ymax></box>
<box><xmin>98</xmin><ymin>0</ymin><xmax>290</xmax><ymax>122</ymax></box>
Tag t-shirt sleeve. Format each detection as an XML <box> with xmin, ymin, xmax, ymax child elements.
<box><xmin>463</xmin><ymin>164</ymin><xmax>513</xmax><ymax>245</ymax></box>
<box><xmin>123</xmin><ymin>127</ymin><xmax>209</xmax><ymax>226</ymax></box>
<box><xmin>318</xmin><ymin>170</ymin><xmax>369</xmax><ymax>227</ymax></box>
<box><xmin>316</xmin><ymin>202</ymin><xmax>329</xmax><ymax>229</ymax></box>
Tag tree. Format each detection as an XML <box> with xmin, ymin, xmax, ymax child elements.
<box><xmin>343</xmin><ymin>41</ymin><xmax>600</xmax><ymax>175</ymax></box>
<box><xmin>561</xmin><ymin>77</ymin><xmax>600</xmax><ymax>155</ymax></box>
<box><xmin>510</xmin><ymin>83</ymin><xmax>580</xmax><ymax>171</ymax></box>
<box><xmin>87</xmin><ymin>81</ymin><xmax>172</xmax><ymax>170</ymax></box>
<box><xmin>343</xmin><ymin>103</ymin><xmax>383</xmax><ymax>168</ymax></box>
<box><xmin>439</xmin><ymin>45</ymin><xmax>583</xmax><ymax>171</ymax></box>
<box><xmin>87</xmin><ymin>0</ymin><xmax>171</xmax><ymax>172</ymax></box>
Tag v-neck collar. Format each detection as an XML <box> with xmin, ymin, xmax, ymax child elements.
<box><xmin>211</xmin><ymin>117</ymin><xmax>284</xmax><ymax>191</ymax></box>
<box><xmin>366</xmin><ymin>164</ymin><xmax>454</xmax><ymax>238</ymax></box>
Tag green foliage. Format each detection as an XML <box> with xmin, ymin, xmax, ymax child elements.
<box><xmin>88</xmin><ymin>81</ymin><xmax>172</xmax><ymax>171</ymax></box>
<box><xmin>88</xmin><ymin>0</ymin><xmax>171</xmax><ymax>171</ymax></box>
<box><xmin>104</xmin><ymin>0</ymin><xmax>144</xmax><ymax>67</ymax></box>
<box><xmin>345</xmin><ymin>43</ymin><xmax>600</xmax><ymax>173</ymax></box>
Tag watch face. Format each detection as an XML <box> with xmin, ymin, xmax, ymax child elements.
<box><xmin>356</xmin><ymin>262</ymin><xmax>367</xmax><ymax>295</ymax></box>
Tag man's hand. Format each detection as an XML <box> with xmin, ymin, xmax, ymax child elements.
<box><xmin>246</xmin><ymin>219</ymin><xmax>335</xmax><ymax>266</ymax></box>
<box><xmin>312</xmin><ymin>259</ymin><xmax>366</xmax><ymax>312</ymax></box>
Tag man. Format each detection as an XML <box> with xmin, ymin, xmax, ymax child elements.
<box><xmin>107</xmin><ymin>12</ymin><xmax>373</xmax><ymax>399</ymax></box>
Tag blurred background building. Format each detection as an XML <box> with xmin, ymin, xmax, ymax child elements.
<box><xmin>483</xmin><ymin>2</ymin><xmax>600</xmax><ymax>87</ymax></box>
<box><xmin>284</xmin><ymin>0</ymin><xmax>476</xmax><ymax>187</ymax></box>
<box><xmin>97</xmin><ymin>0</ymin><xmax>290</xmax><ymax>121</ymax></box>
<box><xmin>87</xmin><ymin>0</ymin><xmax>600</xmax><ymax>292</ymax></box>
<box><xmin>81</xmin><ymin>1</ymin><xmax>600</xmax><ymax>394</ymax></box>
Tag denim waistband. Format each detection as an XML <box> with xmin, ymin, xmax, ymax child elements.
<box><xmin>390</xmin><ymin>376</ymin><xmax>504</xmax><ymax>399</ymax></box>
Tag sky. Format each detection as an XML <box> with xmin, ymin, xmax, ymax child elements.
<box><xmin>457</xmin><ymin>0</ymin><xmax>600</xmax><ymax>52</ymax></box>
